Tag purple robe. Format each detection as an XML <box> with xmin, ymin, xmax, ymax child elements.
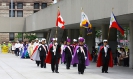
<box><xmin>61</xmin><ymin>45</ymin><xmax>67</xmax><ymax>63</ymax></box>
<box><xmin>71</xmin><ymin>45</ymin><xmax>89</xmax><ymax>66</ymax></box>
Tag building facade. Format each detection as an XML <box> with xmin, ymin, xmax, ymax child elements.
<box><xmin>0</xmin><ymin>0</ymin><xmax>53</xmax><ymax>43</ymax></box>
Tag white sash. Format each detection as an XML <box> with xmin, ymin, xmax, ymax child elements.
<box><xmin>42</xmin><ymin>45</ymin><xmax>46</xmax><ymax>52</ymax></box>
<box><xmin>67</xmin><ymin>46</ymin><xmax>72</xmax><ymax>55</ymax></box>
<box><xmin>80</xmin><ymin>46</ymin><xmax>85</xmax><ymax>56</ymax></box>
<box><xmin>53</xmin><ymin>45</ymin><xmax>57</xmax><ymax>55</ymax></box>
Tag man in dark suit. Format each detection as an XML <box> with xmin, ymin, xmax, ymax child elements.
<box><xmin>38</xmin><ymin>38</ymin><xmax>48</xmax><ymax>68</ymax></box>
<box><xmin>64</xmin><ymin>39</ymin><xmax>74</xmax><ymax>69</ymax></box>
<box><xmin>97</xmin><ymin>39</ymin><xmax>113</xmax><ymax>73</ymax></box>
<box><xmin>50</xmin><ymin>38</ymin><xmax>61</xmax><ymax>73</ymax></box>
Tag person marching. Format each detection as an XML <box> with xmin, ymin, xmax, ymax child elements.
<box><xmin>97</xmin><ymin>39</ymin><xmax>113</xmax><ymax>73</ymax></box>
<box><xmin>72</xmin><ymin>37</ymin><xmax>89</xmax><ymax>74</ymax></box>
<box><xmin>38</xmin><ymin>38</ymin><xmax>48</xmax><ymax>68</ymax></box>
<box><xmin>45</xmin><ymin>38</ymin><xmax>61</xmax><ymax>73</ymax></box>
<box><xmin>64</xmin><ymin>39</ymin><xmax>73</xmax><ymax>69</ymax></box>
<box><xmin>72</xmin><ymin>39</ymin><xmax>78</xmax><ymax>67</ymax></box>
<box><xmin>30</xmin><ymin>39</ymin><xmax>41</xmax><ymax>67</ymax></box>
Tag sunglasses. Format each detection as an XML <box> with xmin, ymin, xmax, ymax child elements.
<box><xmin>104</xmin><ymin>42</ymin><xmax>108</xmax><ymax>43</ymax></box>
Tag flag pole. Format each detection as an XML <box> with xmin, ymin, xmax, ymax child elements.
<box><xmin>108</xmin><ymin>8</ymin><xmax>114</xmax><ymax>40</ymax></box>
<box><xmin>80</xmin><ymin>7</ymin><xmax>83</xmax><ymax>37</ymax></box>
<box><xmin>56</xmin><ymin>6</ymin><xmax>59</xmax><ymax>38</ymax></box>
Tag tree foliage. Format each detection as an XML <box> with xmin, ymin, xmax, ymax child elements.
<box><xmin>15</xmin><ymin>33</ymin><xmax>37</xmax><ymax>42</ymax></box>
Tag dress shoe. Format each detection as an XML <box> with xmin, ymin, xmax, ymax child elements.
<box><xmin>105</xmin><ymin>71</ymin><xmax>108</xmax><ymax>73</ymax></box>
<box><xmin>102</xmin><ymin>71</ymin><xmax>104</xmax><ymax>73</ymax></box>
<box><xmin>81</xmin><ymin>72</ymin><xmax>84</xmax><ymax>74</ymax></box>
<box><xmin>55</xmin><ymin>71</ymin><xmax>59</xmax><ymax>73</ymax></box>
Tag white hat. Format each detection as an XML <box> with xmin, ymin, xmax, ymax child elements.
<box><xmin>53</xmin><ymin>38</ymin><xmax>57</xmax><ymax>41</ymax></box>
<box><xmin>103</xmin><ymin>39</ymin><xmax>108</xmax><ymax>42</ymax></box>
<box><xmin>41</xmin><ymin>38</ymin><xmax>46</xmax><ymax>42</ymax></box>
<box><xmin>53</xmin><ymin>38</ymin><xmax>55</xmax><ymax>40</ymax></box>
<box><xmin>39</xmin><ymin>40</ymin><xmax>41</xmax><ymax>42</ymax></box>
<box><xmin>78</xmin><ymin>37</ymin><xmax>82</xmax><ymax>40</ymax></box>
<box><xmin>73</xmin><ymin>39</ymin><xmax>77</xmax><ymax>42</ymax></box>
<box><xmin>35</xmin><ymin>38</ymin><xmax>39</xmax><ymax>40</ymax></box>
<box><xmin>55</xmin><ymin>38</ymin><xmax>57</xmax><ymax>41</ymax></box>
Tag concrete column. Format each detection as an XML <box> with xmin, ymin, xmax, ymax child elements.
<box><xmin>73</xmin><ymin>29</ymin><xmax>80</xmax><ymax>39</ymax></box>
<box><xmin>102</xmin><ymin>25</ymin><xmax>109</xmax><ymax>40</ymax></box>
<box><xmin>108</xmin><ymin>28</ymin><xmax>117</xmax><ymax>57</ymax></box>
<box><xmin>129</xmin><ymin>21</ymin><xmax>133</xmax><ymax>68</ymax></box>
<box><xmin>48</xmin><ymin>28</ymin><xmax>55</xmax><ymax>44</ymax></box>
<box><xmin>86</xmin><ymin>27</ymin><xmax>95</xmax><ymax>52</ymax></box>
<box><xmin>43</xmin><ymin>32</ymin><xmax>47</xmax><ymax>38</ymax></box>
<box><xmin>48</xmin><ymin>27</ymin><xmax>64</xmax><ymax>44</ymax></box>
<box><xmin>36</xmin><ymin>33</ymin><xmax>44</xmax><ymax>40</ymax></box>
<box><xmin>67</xmin><ymin>29</ymin><xmax>80</xmax><ymax>43</ymax></box>
<box><xmin>62</xmin><ymin>29</ymin><xmax>67</xmax><ymax>41</ymax></box>
<box><xmin>67</xmin><ymin>29</ymin><xmax>72</xmax><ymax>39</ymax></box>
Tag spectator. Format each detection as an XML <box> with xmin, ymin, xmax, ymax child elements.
<box><xmin>118</xmin><ymin>48</ymin><xmax>126</xmax><ymax>66</ymax></box>
<box><xmin>123</xmin><ymin>49</ymin><xmax>129</xmax><ymax>67</ymax></box>
<box><xmin>11</xmin><ymin>42</ymin><xmax>15</xmax><ymax>54</ymax></box>
<box><xmin>91</xmin><ymin>46</ymin><xmax>97</xmax><ymax>62</ymax></box>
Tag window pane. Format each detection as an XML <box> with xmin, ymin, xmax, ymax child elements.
<box><xmin>9</xmin><ymin>3</ymin><xmax>15</xmax><ymax>9</ymax></box>
<box><xmin>41</xmin><ymin>3</ymin><xmax>47</xmax><ymax>9</ymax></box>
<box><xmin>17</xmin><ymin>11</ymin><xmax>23</xmax><ymax>17</ymax></box>
<box><xmin>17</xmin><ymin>3</ymin><xmax>23</xmax><ymax>9</ymax></box>
<box><xmin>34</xmin><ymin>3</ymin><xmax>39</xmax><ymax>9</ymax></box>
<box><xmin>9</xmin><ymin>33</ymin><xmax>14</xmax><ymax>41</ymax></box>
<box><xmin>9</xmin><ymin>10</ymin><xmax>15</xmax><ymax>17</ymax></box>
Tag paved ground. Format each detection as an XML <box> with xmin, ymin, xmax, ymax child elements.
<box><xmin>0</xmin><ymin>53</ymin><xmax>133</xmax><ymax>79</ymax></box>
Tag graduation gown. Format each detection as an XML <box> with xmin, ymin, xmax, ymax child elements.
<box><xmin>97</xmin><ymin>46</ymin><xmax>113</xmax><ymax>67</ymax></box>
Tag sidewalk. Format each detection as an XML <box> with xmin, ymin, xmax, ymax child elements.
<box><xmin>0</xmin><ymin>53</ymin><xmax>133</xmax><ymax>79</ymax></box>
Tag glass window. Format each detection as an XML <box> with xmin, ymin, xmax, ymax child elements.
<box><xmin>17</xmin><ymin>3</ymin><xmax>23</xmax><ymax>9</ymax></box>
<box><xmin>41</xmin><ymin>3</ymin><xmax>47</xmax><ymax>9</ymax></box>
<box><xmin>9</xmin><ymin>3</ymin><xmax>15</xmax><ymax>9</ymax></box>
<box><xmin>17</xmin><ymin>11</ymin><xmax>23</xmax><ymax>17</ymax></box>
<box><xmin>9</xmin><ymin>33</ymin><xmax>14</xmax><ymax>41</ymax></box>
<box><xmin>34</xmin><ymin>3</ymin><xmax>39</xmax><ymax>9</ymax></box>
<box><xmin>9</xmin><ymin>10</ymin><xmax>15</xmax><ymax>17</ymax></box>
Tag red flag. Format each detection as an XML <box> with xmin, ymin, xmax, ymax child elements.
<box><xmin>56</xmin><ymin>9</ymin><xmax>65</xmax><ymax>29</ymax></box>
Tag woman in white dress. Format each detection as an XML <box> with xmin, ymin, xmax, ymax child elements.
<box><xmin>11</xmin><ymin>42</ymin><xmax>16</xmax><ymax>54</ymax></box>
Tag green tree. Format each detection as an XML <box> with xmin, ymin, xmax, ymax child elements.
<box><xmin>24</xmin><ymin>33</ymin><xmax>37</xmax><ymax>42</ymax></box>
<box><xmin>15</xmin><ymin>33</ymin><xmax>23</xmax><ymax>39</ymax></box>
<box><xmin>95</xmin><ymin>30</ymin><xmax>102</xmax><ymax>38</ymax></box>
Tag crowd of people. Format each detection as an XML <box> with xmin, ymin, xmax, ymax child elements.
<box><xmin>0</xmin><ymin>37</ymin><xmax>115</xmax><ymax>74</ymax></box>
<box><xmin>114</xmin><ymin>48</ymin><xmax>129</xmax><ymax>67</ymax></box>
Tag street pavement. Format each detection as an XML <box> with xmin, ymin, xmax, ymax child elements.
<box><xmin>0</xmin><ymin>53</ymin><xmax>133</xmax><ymax>79</ymax></box>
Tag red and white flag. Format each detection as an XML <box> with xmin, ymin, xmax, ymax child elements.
<box><xmin>56</xmin><ymin>10</ymin><xmax>65</xmax><ymax>29</ymax></box>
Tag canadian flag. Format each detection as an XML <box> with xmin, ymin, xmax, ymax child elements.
<box><xmin>56</xmin><ymin>10</ymin><xmax>65</xmax><ymax>29</ymax></box>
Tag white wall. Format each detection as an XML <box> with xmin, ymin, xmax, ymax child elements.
<box><xmin>26</xmin><ymin>0</ymin><xmax>133</xmax><ymax>32</ymax></box>
<box><xmin>0</xmin><ymin>17</ymin><xmax>25</xmax><ymax>32</ymax></box>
